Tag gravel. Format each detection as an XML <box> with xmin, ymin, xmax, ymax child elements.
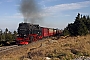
<box><xmin>73</xmin><ymin>56</ymin><xmax>90</xmax><ymax>60</ymax></box>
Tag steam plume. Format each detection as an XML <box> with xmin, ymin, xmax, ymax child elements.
<box><xmin>20</xmin><ymin>0</ymin><xmax>42</xmax><ymax>23</ymax></box>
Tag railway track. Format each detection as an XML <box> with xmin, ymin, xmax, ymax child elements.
<box><xmin>0</xmin><ymin>38</ymin><xmax>55</xmax><ymax>53</ymax></box>
<box><xmin>0</xmin><ymin>45</ymin><xmax>19</xmax><ymax>53</ymax></box>
<box><xmin>0</xmin><ymin>40</ymin><xmax>43</xmax><ymax>53</ymax></box>
<box><xmin>0</xmin><ymin>38</ymin><xmax>55</xmax><ymax>60</ymax></box>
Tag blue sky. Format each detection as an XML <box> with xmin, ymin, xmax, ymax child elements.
<box><xmin>0</xmin><ymin>0</ymin><xmax>90</xmax><ymax>32</ymax></box>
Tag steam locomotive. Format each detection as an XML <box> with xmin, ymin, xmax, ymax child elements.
<box><xmin>16</xmin><ymin>23</ymin><xmax>62</xmax><ymax>45</ymax></box>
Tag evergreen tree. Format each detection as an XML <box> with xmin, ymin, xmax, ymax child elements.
<box><xmin>86</xmin><ymin>15</ymin><xmax>90</xmax><ymax>20</ymax></box>
<box><xmin>12</xmin><ymin>30</ymin><xmax>17</xmax><ymax>40</ymax></box>
<box><xmin>4</xmin><ymin>28</ymin><xmax>13</xmax><ymax>42</ymax></box>
<box><xmin>75</xmin><ymin>20</ymin><xmax>88</xmax><ymax>35</ymax></box>
<box><xmin>63</xmin><ymin>27</ymin><xmax>70</xmax><ymax>36</ymax></box>
<box><xmin>63</xmin><ymin>13</ymin><xmax>89</xmax><ymax>36</ymax></box>
<box><xmin>85</xmin><ymin>15</ymin><xmax>90</xmax><ymax>32</ymax></box>
<box><xmin>5</xmin><ymin>28</ymin><xmax>9</xmax><ymax>41</ymax></box>
<box><xmin>74</xmin><ymin>13</ymin><xmax>88</xmax><ymax>36</ymax></box>
<box><xmin>0</xmin><ymin>29</ymin><xmax>2</xmax><ymax>42</ymax></box>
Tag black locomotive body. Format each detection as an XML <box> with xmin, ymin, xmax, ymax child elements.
<box><xmin>16</xmin><ymin>23</ymin><xmax>42</xmax><ymax>45</ymax></box>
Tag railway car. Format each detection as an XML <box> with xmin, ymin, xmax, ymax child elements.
<box><xmin>41</xmin><ymin>27</ymin><xmax>49</xmax><ymax>38</ymax></box>
<box><xmin>53</xmin><ymin>29</ymin><xmax>57</xmax><ymax>35</ymax></box>
<box><xmin>48</xmin><ymin>28</ymin><xmax>54</xmax><ymax>36</ymax></box>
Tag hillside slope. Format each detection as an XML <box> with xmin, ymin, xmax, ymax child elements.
<box><xmin>0</xmin><ymin>35</ymin><xmax>90</xmax><ymax>60</ymax></box>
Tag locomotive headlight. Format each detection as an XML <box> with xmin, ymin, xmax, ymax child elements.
<box><xmin>24</xmin><ymin>34</ymin><xmax>26</xmax><ymax>36</ymax></box>
<box><xmin>17</xmin><ymin>34</ymin><xmax>19</xmax><ymax>36</ymax></box>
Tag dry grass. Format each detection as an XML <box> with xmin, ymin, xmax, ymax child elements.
<box><xmin>1</xmin><ymin>34</ymin><xmax>90</xmax><ymax>60</ymax></box>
